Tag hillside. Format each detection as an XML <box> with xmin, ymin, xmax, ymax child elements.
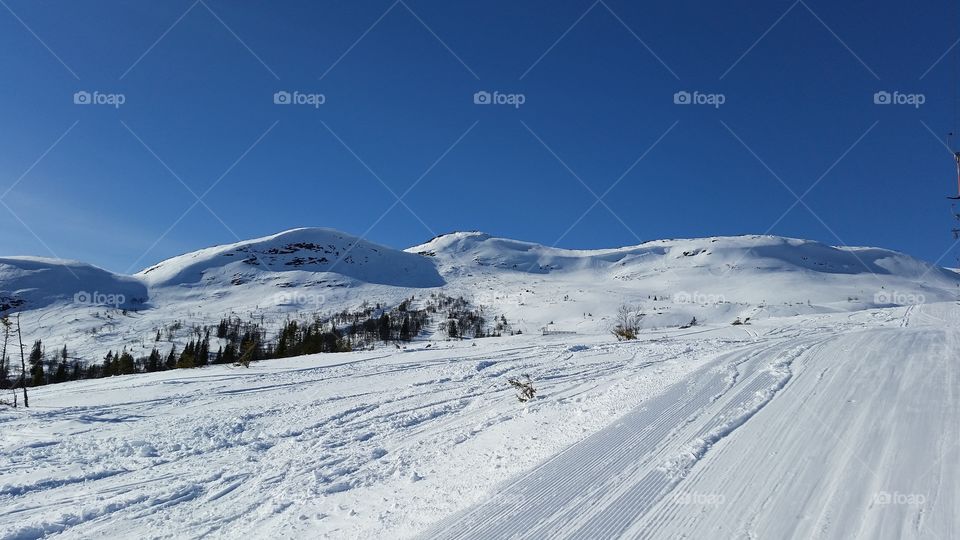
<box><xmin>0</xmin><ymin>228</ymin><xmax>956</xmax><ymax>360</ymax></box>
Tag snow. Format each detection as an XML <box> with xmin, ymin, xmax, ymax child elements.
<box><xmin>0</xmin><ymin>330</ymin><xmax>725</xmax><ymax>538</ymax></box>
<box><xmin>0</xmin><ymin>305</ymin><xmax>957</xmax><ymax>538</ymax></box>
<box><xmin>4</xmin><ymin>229</ymin><xmax>957</xmax><ymax>360</ymax></box>
<box><xmin>424</xmin><ymin>305</ymin><xmax>959</xmax><ymax>539</ymax></box>
<box><xmin>137</xmin><ymin>227</ymin><xmax>443</xmax><ymax>289</ymax></box>
<box><xmin>1</xmin><ymin>229</ymin><xmax>959</xmax><ymax>538</ymax></box>
<box><xmin>0</xmin><ymin>257</ymin><xmax>146</xmax><ymax>312</ymax></box>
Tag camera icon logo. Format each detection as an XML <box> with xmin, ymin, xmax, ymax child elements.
<box><xmin>673</xmin><ymin>91</ymin><xmax>691</xmax><ymax>105</ymax></box>
<box><xmin>273</xmin><ymin>91</ymin><xmax>291</xmax><ymax>105</ymax></box>
<box><xmin>473</xmin><ymin>90</ymin><xmax>491</xmax><ymax>105</ymax></box>
<box><xmin>873</xmin><ymin>91</ymin><xmax>891</xmax><ymax>105</ymax></box>
<box><xmin>73</xmin><ymin>91</ymin><xmax>91</xmax><ymax>105</ymax></box>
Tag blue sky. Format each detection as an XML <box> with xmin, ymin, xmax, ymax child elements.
<box><xmin>1</xmin><ymin>0</ymin><xmax>958</xmax><ymax>273</ymax></box>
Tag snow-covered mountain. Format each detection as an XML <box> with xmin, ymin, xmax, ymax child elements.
<box><xmin>0</xmin><ymin>256</ymin><xmax>147</xmax><ymax>312</ymax></box>
<box><xmin>137</xmin><ymin>228</ymin><xmax>443</xmax><ymax>289</ymax></box>
<box><xmin>1</xmin><ymin>228</ymin><xmax>956</xmax><ymax>359</ymax></box>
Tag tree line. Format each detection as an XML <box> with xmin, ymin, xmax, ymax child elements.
<box><xmin>0</xmin><ymin>294</ymin><xmax>511</xmax><ymax>402</ymax></box>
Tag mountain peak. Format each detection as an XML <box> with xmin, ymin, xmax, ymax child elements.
<box><xmin>137</xmin><ymin>227</ymin><xmax>444</xmax><ymax>289</ymax></box>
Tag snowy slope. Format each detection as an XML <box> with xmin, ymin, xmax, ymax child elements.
<box><xmin>1</xmin><ymin>305</ymin><xmax>956</xmax><ymax>539</ymax></box>
<box><xmin>137</xmin><ymin>227</ymin><xmax>444</xmax><ymax>289</ymax></box>
<box><xmin>2</xmin><ymin>229</ymin><xmax>446</xmax><ymax>360</ymax></box>
<box><xmin>1</xmin><ymin>230</ymin><xmax>959</xmax><ymax>539</ymax></box>
<box><xmin>1</xmin><ymin>227</ymin><xmax>957</xmax><ymax>365</ymax></box>
<box><xmin>412</xmin><ymin>232</ymin><xmax>959</xmax><ymax>332</ymax></box>
<box><xmin>0</xmin><ymin>257</ymin><xmax>147</xmax><ymax>312</ymax></box>
<box><xmin>424</xmin><ymin>303</ymin><xmax>960</xmax><ymax>539</ymax></box>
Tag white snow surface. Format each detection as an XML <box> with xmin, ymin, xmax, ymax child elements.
<box><xmin>1</xmin><ymin>229</ymin><xmax>959</xmax><ymax>538</ymax></box>
<box><xmin>1</xmin><ymin>304</ymin><xmax>957</xmax><ymax>538</ymax></box>
<box><xmin>2</xmin><ymin>228</ymin><xmax>957</xmax><ymax>359</ymax></box>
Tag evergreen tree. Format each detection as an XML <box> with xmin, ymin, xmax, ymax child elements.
<box><xmin>379</xmin><ymin>314</ymin><xmax>391</xmax><ymax>342</ymax></box>
<box><xmin>146</xmin><ymin>348</ymin><xmax>161</xmax><ymax>372</ymax></box>
<box><xmin>28</xmin><ymin>339</ymin><xmax>46</xmax><ymax>386</ymax></box>
<box><xmin>53</xmin><ymin>346</ymin><xmax>68</xmax><ymax>383</ymax></box>
<box><xmin>399</xmin><ymin>316</ymin><xmax>411</xmax><ymax>341</ymax></box>
<box><xmin>177</xmin><ymin>340</ymin><xmax>196</xmax><ymax>369</ymax></box>
<box><xmin>118</xmin><ymin>350</ymin><xmax>136</xmax><ymax>375</ymax></box>
<box><xmin>196</xmin><ymin>330</ymin><xmax>210</xmax><ymax>367</ymax></box>
<box><xmin>103</xmin><ymin>351</ymin><xmax>115</xmax><ymax>376</ymax></box>
<box><xmin>70</xmin><ymin>361</ymin><xmax>83</xmax><ymax>380</ymax></box>
<box><xmin>165</xmin><ymin>346</ymin><xmax>177</xmax><ymax>370</ymax></box>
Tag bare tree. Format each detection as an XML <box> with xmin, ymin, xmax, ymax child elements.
<box><xmin>16</xmin><ymin>313</ymin><xmax>27</xmax><ymax>407</ymax></box>
<box><xmin>0</xmin><ymin>315</ymin><xmax>14</xmax><ymax>406</ymax></box>
<box><xmin>612</xmin><ymin>304</ymin><xmax>641</xmax><ymax>341</ymax></box>
<box><xmin>507</xmin><ymin>374</ymin><xmax>536</xmax><ymax>402</ymax></box>
<box><xmin>1</xmin><ymin>315</ymin><xmax>9</xmax><ymax>389</ymax></box>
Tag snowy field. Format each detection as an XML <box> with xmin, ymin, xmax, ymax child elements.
<box><xmin>1</xmin><ymin>302</ymin><xmax>956</xmax><ymax>539</ymax></box>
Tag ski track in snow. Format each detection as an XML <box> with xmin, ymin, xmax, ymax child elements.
<box><xmin>422</xmin><ymin>303</ymin><xmax>960</xmax><ymax>540</ymax></box>
<box><xmin>1</xmin><ymin>304</ymin><xmax>958</xmax><ymax>539</ymax></box>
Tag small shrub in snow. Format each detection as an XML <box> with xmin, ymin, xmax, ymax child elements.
<box><xmin>508</xmin><ymin>374</ymin><xmax>536</xmax><ymax>402</ymax></box>
<box><xmin>612</xmin><ymin>304</ymin><xmax>641</xmax><ymax>340</ymax></box>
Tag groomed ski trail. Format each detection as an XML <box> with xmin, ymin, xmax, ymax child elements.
<box><xmin>424</xmin><ymin>306</ymin><xmax>959</xmax><ymax>539</ymax></box>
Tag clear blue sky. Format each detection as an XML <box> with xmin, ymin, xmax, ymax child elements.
<box><xmin>1</xmin><ymin>0</ymin><xmax>958</xmax><ymax>273</ymax></box>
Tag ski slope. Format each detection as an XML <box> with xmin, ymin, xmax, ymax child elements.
<box><xmin>425</xmin><ymin>303</ymin><xmax>960</xmax><ymax>539</ymax></box>
<box><xmin>1</xmin><ymin>304</ymin><xmax>956</xmax><ymax>539</ymax></box>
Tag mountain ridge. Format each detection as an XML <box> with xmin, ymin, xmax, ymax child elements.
<box><xmin>2</xmin><ymin>227</ymin><xmax>956</xmax><ymax>360</ymax></box>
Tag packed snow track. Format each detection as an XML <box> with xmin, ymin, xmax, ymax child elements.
<box><xmin>425</xmin><ymin>305</ymin><xmax>959</xmax><ymax>539</ymax></box>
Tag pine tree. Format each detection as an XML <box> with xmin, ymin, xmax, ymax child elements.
<box><xmin>399</xmin><ymin>316</ymin><xmax>411</xmax><ymax>341</ymax></box>
<box><xmin>103</xmin><ymin>351</ymin><xmax>115</xmax><ymax>377</ymax></box>
<box><xmin>118</xmin><ymin>350</ymin><xmax>136</xmax><ymax>375</ymax></box>
<box><xmin>70</xmin><ymin>361</ymin><xmax>83</xmax><ymax>380</ymax></box>
<box><xmin>28</xmin><ymin>339</ymin><xmax>45</xmax><ymax>386</ymax></box>
<box><xmin>165</xmin><ymin>346</ymin><xmax>177</xmax><ymax>370</ymax></box>
<box><xmin>379</xmin><ymin>314</ymin><xmax>391</xmax><ymax>342</ymax></box>
<box><xmin>50</xmin><ymin>346</ymin><xmax>68</xmax><ymax>383</ymax></box>
<box><xmin>146</xmin><ymin>348</ymin><xmax>161</xmax><ymax>372</ymax></box>
<box><xmin>196</xmin><ymin>330</ymin><xmax>210</xmax><ymax>367</ymax></box>
<box><xmin>53</xmin><ymin>358</ymin><xmax>67</xmax><ymax>383</ymax></box>
<box><xmin>177</xmin><ymin>340</ymin><xmax>196</xmax><ymax>369</ymax></box>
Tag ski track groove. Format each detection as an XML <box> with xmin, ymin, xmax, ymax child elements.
<box><xmin>422</xmin><ymin>331</ymin><xmax>826</xmax><ymax>540</ymax></box>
